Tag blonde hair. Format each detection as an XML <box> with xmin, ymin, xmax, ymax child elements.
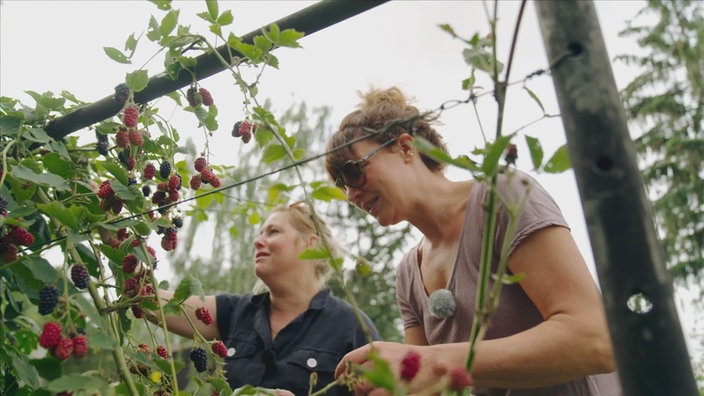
<box><xmin>253</xmin><ymin>202</ymin><xmax>342</xmax><ymax>293</ymax></box>
<box><xmin>324</xmin><ymin>86</ymin><xmax>448</xmax><ymax>180</ymax></box>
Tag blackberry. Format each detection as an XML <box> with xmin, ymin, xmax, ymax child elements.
<box><xmin>123</xmin><ymin>106</ymin><xmax>139</xmax><ymax>128</ymax></box>
<box><xmin>9</xmin><ymin>226</ymin><xmax>34</xmax><ymax>246</ymax></box>
<box><xmin>211</xmin><ymin>340</ymin><xmax>228</xmax><ymax>358</ymax></box>
<box><xmin>194</xmin><ymin>157</ymin><xmax>207</xmax><ymax>172</ymax></box>
<box><xmin>0</xmin><ymin>194</ymin><xmax>7</xmax><ymax>214</ymax></box>
<box><xmin>38</xmin><ymin>285</ymin><xmax>59</xmax><ymax>315</ymax></box>
<box><xmin>189</xmin><ymin>347</ymin><xmax>208</xmax><ymax>372</ymax></box>
<box><xmin>156</xmin><ymin>345</ymin><xmax>168</xmax><ymax>359</ymax></box>
<box><xmin>114</xmin><ymin>83</ymin><xmax>131</xmax><ymax>104</ymax></box>
<box><xmin>159</xmin><ymin>161</ymin><xmax>171</xmax><ymax>179</ymax></box>
<box><xmin>96</xmin><ymin>132</ymin><xmax>109</xmax><ymax>143</ymax></box>
<box><xmin>96</xmin><ymin>140</ymin><xmax>110</xmax><ymax>156</ymax></box>
<box><xmin>39</xmin><ymin>321</ymin><xmax>62</xmax><ymax>348</ymax></box>
<box><xmin>142</xmin><ymin>185</ymin><xmax>152</xmax><ymax>197</ymax></box>
<box><xmin>72</xmin><ymin>334</ymin><xmax>88</xmax><ymax>358</ymax></box>
<box><xmin>53</xmin><ymin>337</ymin><xmax>74</xmax><ymax>361</ymax></box>
<box><xmin>128</xmin><ymin>130</ymin><xmax>144</xmax><ymax>146</ymax></box>
<box><xmin>186</xmin><ymin>86</ymin><xmax>198</xmax><ymax>107</ymax></box>
<box><xmin>143</xmin><ymin>163</ymin><xmax>156</xmax><ymax>180</ymax></box>
<box><xmin>115</xmin><ymin>129</ymin><xmax>130</xmax><ymax>148</ymax></box>
<box><xmin>127</xmin><ymin>177</ymin><xmax>137</xmax><ymax>186</ymax></box>
<box><xmin>172</xmin><ymin>217</ymin><xmax>183</xmax><ymax>228</ymax></box>
<box><xmin>169</xmin><ymin>174</ymin><xmax>182</xmax><ymax>191</ymax></box>
<box><xmin>189</xmin><ymin>175</ymin><xmax>202</xmax><ymax>190</ymax></box>
<box><xmin>70</xmin><ymin>264</ymin><xmax>90</xmax><ymax>289</ymax></box>
<box><xmin>231</xmin><ymin>121</ymin><xmax>242</xmax><ymax>138</ymax></box>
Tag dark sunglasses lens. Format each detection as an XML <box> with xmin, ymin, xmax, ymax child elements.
<box><xmin>341</xmin><ymin>162</ymin><xmax>364</xmax><ymax>188</ymax></box>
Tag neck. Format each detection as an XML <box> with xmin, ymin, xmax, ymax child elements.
<box><xmin>410</xmin><ymin>178</ymin><xmax>473</xmax><ymax>246</ymax></box>
<box><xmin>269</xmin><ymin>285</ymin><xmax>319</xmax><ymax>313</ymax></box>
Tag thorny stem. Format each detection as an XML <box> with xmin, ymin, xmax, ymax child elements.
<box><xmin>36</xmin><ymin>188</ymin><xmax>140</xmax><ymax>396</ymax></box>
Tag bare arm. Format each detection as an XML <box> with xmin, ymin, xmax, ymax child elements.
<box><xmin>150</xmin><ymin>290</ymin><xmax>220</xmax><ymax>341</ymax></box>
<box><xmin>336</xmin><ymin>226</ymin><xmax>615</xmax><ymax>392</ymax></box>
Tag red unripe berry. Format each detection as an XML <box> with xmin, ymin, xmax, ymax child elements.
<box><xmin>190</xmin><ymin>175</ymin><xmax>202</xmax><ymax>190</ymax></box>
<box><xmin>9</xmin><ymin>226</ymin><xmax>35</xmax><ymax>246</ymax></box>
<box><xmin>129</xmin><ymin>130</ymin><xmax>144</xmax><ymax>146</ymax></box>
<box><xmin>195</xmin><ymin>306</ymin><xmax>214</xmax><ymax>325</ymax></box>
<box><xmin>143</xmin><ymin>163</ymin><xmax>156</xmax><ymax>180</ymax></box>
<box><xmin>210</xmin><ymin>177</ymin><xmax>221</xmax><ymax>188</ymax></box>
<box><xmin>212</xmin><ymin>340</ymin><xmax>228</xmax><ymax>358</ymax></box>
<box><xmin>123</xmin><ymin>254</ymin><xmax>139</xmax><ymax>273</ymax></box>
<box><xmin>39</xmin><ymin>322</ymin><xmax>62</xmax><ymax>348</ymax></box>
<box><xmin>194</xmin><ymin>157</ymin><xmax>207</xmax><ymax>172</ymax></box>
<box><xmin>53</xmin><ymin>337</ymin><xmax>74</xmax><ymax>361</ymax></box>
<box><xmin>157</xmin><ymin>345</ymin><xmax>169</xmax><ymax>359</ymax></box>
<box><xmin>123</xmin><ymin>106</ymin><xmax>139</xmax><ymax>128</ymax></box>
<box><xmin>448</xmin><ymin>366</ymin><xmax>473</xmax><ymax>391</ymax></box>
<box><xmin>72</xmin><ymin>334</ymin><xmax>89</xmax><ymax>358</ymax></box>
<box><xmin>400</xmin><ymin>350</ymin><xmax>421</xmax><ymax>381</ymax></box>
<box><xmin>115</xmin><ymin>129</ymin><xmax>130</xmax><ymax>148</ymax></box>
<box><xmin>199</xmin><ymin>88</ymin><xmax>214</xmax><ymax>106</ymax></box>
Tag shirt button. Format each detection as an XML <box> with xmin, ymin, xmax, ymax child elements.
<box><xmin>227</xmin><ymin>347</ymin><xmax>236</xmax><ymax>357</ymax></box>
<box><xmin>306</xmin><ymin>357</ymin><xmax>318</xmax><ymax>368</ymax></box>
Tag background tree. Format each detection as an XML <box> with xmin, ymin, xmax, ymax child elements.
<box><xmin>617</xmin><ymin>0</ymin><xmax>704</xmax><ymax>286</ymax></box>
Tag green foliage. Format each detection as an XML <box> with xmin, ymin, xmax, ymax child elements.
<box><xmin>617</xmin><ymin>0</ymin><xmax>704</xmax><ymax>285</ymax></box>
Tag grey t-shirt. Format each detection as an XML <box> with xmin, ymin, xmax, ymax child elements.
<box><xmin>396</xmin><ymin>170</ymin><xmax>621</xmax><ymax>395</ymax></box>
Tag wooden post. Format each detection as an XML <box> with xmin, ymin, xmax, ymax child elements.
<box><xmin>535</xmin><ymin>1</ymin><xmax>698</xmax><ymax>394</ymax></box>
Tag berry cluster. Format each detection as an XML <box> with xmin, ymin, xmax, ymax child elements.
<box><xmin>156</xmin><ymin>345</ymin><xmax>169</xmax><ymax>359</ymax></box>
<box><xmin>189</xmin><ymin>347</ymin><xmax>208</xmax><ymax>373</ymax></box>
<box><xmin>195</xmin><ymin>306</ymin><xmax>213</xmax><ymax>325</ymax></box>
<box><xmin>38</xmin><ymin>321</ymin><xmax>90</xmax><ymax>361</ymax></box>
<box><xmin>186</xmin><ymin>86</ymin><xmax>215</xmax><ymax>107</ymax></box>
<box><xmin>0</xmin><ymin>224</ymin><xmax>35</xmax><ymax>263</ymax></box>
<box><xmin>97</xmin><ymin>180</ymin><xmax>124</xmax><ymax>215</ymax></box>
<box><xmin>231</xmin><ymin>120</ymin><xmax>257</xmax><ymax>144</ymax></box>
<box><xmin>189</xmin><ymin>156</ymin><xmax>221</xmax><ymax>190</ymax></box>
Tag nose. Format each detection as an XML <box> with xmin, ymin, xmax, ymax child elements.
<box><xmin>254</xmin><ymin>234</ymin><xmax>265</xmax><ymax>249</ymax></box>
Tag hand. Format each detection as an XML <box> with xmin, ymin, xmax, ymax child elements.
<box><xmin>335</xmin><ymin>341</ymin><xmax>454</xmax><ymax>395</ymax></box>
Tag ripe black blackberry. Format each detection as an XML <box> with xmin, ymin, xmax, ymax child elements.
<box><xmin>159</xmin><ymin>161</ymin><xmax>171</xmax><ymax>179</ymax></box>
<box><xmin>172</xmin><ymin>217</ymin><xmax>183</xmax><ymax>228</ymax></box>
<box><xmin>70</xmin><ymin>264</ymin><xmax>90</xmax><ymax>289</ymax></box>
<box><xmin>0</xmin><ymin>194</ymin><xmax>7</xmax><ymax>214</ymax></box>
<box><xmin>113</xmin><ymin>83</ymin><xmax>130</xmax><ymax>104</ymax></box>
<box><xmin>127</xmin><ymin>177</ymin><xmax>137</xmax><ymax>186</ymax></box>
<box><xmin>142</xmin><ymin>185</ymin><xmax>151</xmax><ymax>197</ymax></box>
<box><xmin>96</xmin><ymin>132</ymin><xmax>109</xmax><ymax>143</ymax></box>
<box><xmin>189</xmin><ymin>347</ymin><xmax>208</xmax><ymax>372</ymax></box>
<box><xmin>38</xmin><ymin>285</ymin><xmax>59</xmax><ymax>315</ymax></box>
<box><xmin>96</xmin><ymin>140</ymin><xmax>110</xmax><ymax>156</ymax></box>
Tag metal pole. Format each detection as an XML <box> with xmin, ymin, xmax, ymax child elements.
<box><xmin>534</xmin><ymin>1</ymin><xmax>697</xmax><ymax>394</ymax></box>
<box><xmin>43</xmin><ymin>0</ymin><xmax>390</xmax><ymax>140</ymax></box>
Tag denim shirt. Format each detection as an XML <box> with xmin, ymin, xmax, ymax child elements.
<box><xmin>216</xmin><ymin>289</ymin><xmax>380</xmax><ymax>395</ymax></box>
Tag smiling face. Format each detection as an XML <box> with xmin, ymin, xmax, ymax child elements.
<box><xmin>253</xmin><ymin>211</ymin><xmax>313</xmax><ymax>282</ymax></box>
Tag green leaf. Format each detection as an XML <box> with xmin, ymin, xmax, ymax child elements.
<box><xmin>47</xmin><ymin>373</ymin><xmax>109</xmax><ymax>393</ymax></box>
<box><xmin>103</xmin><ymin>47</ymin><xmax>131</xmax><ymax>64</ymax></box>
<box><xmin>37</xmin><ymin>202</ymin><xmax>78</xmax><ymax>230</ymax></box>
<box><xmin>263</xmin><ymin>23</ymin><xmax>280</xmax><ymax>44</ymax></box>
<box><xmin>150</xmin><ymin>0</ymin><xmax>171</xmax><ymax>11</ymax></box>
<box><xmin>24</xmin><ymin>127</ymin><xmax>52</xmax><ymax>144</ymax></box>
<box><xmin>206</xmin><ymin>0</ymin><xmax>218</xmax><ymax>19</ymax></box>
<box><xmin>110</xmin><ymin>180</ymin><xmax>137</xmax><ymax>201</ymax></box>
<box><xmin>525</xmin><ymin>135</ymin><xmax>544</xmax><ymax>170</ymax></box>
<box><xmin>42</xmin><ymin>152</ymin><xmax>74</xmax><ymax>179</ymax></box>
<box><xmin>217</xmin><ymin>10</ymin><xmax>233</xmax><ymax>26</ymax></box>
<box><xmin>0</xmin><ymin>115</ymin><xmax>21</xmax><ymax>137</ymax></box>
<box><xmin>278</xmin><ymin>28</ymin><xmax>304</xmax><ymax>48</ymax></box>
<box><xmin>173</xmin><ymin>275</ymin><xmax>205</xmax><ymax>303</ymax></box>
<box><xmin>11</xmin><ymin>164</ymin><xmax>70</xmax><ymax>191</ymax></box>
<box><xmin>413</xmin><ymin>137</ymin><xmax>480</xmax><ymax>172</ymax></box>
<box><xmin>262</xmin><ymin>144</ymin><xmax>287</xmax><ymax>164</ymax></box>
<box><xmin>543</xmin><ymin>144</ymin><xmax>571</xmax><ymax>173</ymax></box>
<box><xmin>102</xmin><ymin>161</ymin><xmax>128</xmax><ymax>184</ymax></box>
<box><xmin>482</xmin><ymin>135</ymin><xmax>513</xmax><ymax>175</ymax></box>
<box><xmin>30</xmin><ymin>357</ymin><xmax>62</xmax><ymax>381</ymax></box>
<box><xmin>311</xmin><ymin>185</ymin><xmax>346</xmax><ymax>202</ymax></box>
<box><xmin>126</xmin><ymin>70</ymin><xmax>149</xmax><ymax>92</ymax></box>
<box><xmin>88</xmin><ymin>331</ymin><xmax>117</xmax><ymax>351</ymax></box>
<box><xmin>14</xmin><ymin>329</ymin><xmax>39</xmax><ymax>355</ymax></box>
<box><xmin>359</xmin><ymin>350</ymin><xmax>398</xmax><ymax>391</ymax></box>
<box><xmin>254</xmin><ymin>35</ymin><xmax>273</xmax><ymax>52</ymax></box>
<box><xmin>299</xmin><ymin>246</ymin><xmax>331</xmax><ymax>260</ymax></box>
<box><xmin>11</xmin><ymin>350</ymin><xmax>40</xmax><ymax>388</ymax></box>
<box><xmin>160</xmin><ymin>9</ymin><xmax>179</xmax><ymax>37</ymax></box>
<box><xmin>523</xmin><ymin>86</ymin><xmax>545</xmax><ymax>113</ymax></box>
<box><xmin>125</xmin><ymin>33</ymin><xmax>138</xmax><ymax>53</ymax></box>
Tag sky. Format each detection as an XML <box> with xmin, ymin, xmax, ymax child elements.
<box><xmin>1</xmin><ymin>0</ymin><xmax>701</xmax><ymax>371</ymax></box>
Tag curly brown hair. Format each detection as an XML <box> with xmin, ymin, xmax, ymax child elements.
<box><xmin>324</xmin><ymin>87</ymin><xmax>448</xmax><ymax>183</ymax></box>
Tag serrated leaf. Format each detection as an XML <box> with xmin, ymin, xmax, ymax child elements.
<box><xmin>125</xmin><ymin>33</ymin><xmax>138</xmax><ymax>52</ymax></box>
<box><xmin>311</xmin><ymin>185</ymin><xmax>346</xmax><ymax>202</ymax></box>
<box><xmin>102</xmin><ymin>161</ymin><xmax>128</xmax><ymax>184</ymax></box>
<box><xmin>147</xmin><ymin>15</ymin><xmax>161</xmax><ymax>41</ymax></box>
<box><xmin>206</xmin><ymin>0</ymin><xmax>218</xmax><ymax>19</ymax></box>
<box><xmin>0</xmin><ymin>115</ymin><xmax>21</xmax><ymax>136</ymax></box>
<box><xmin>173</xmin><ymin>275</ymin><xmax>205</xmax><ymax>303</ymax></box>
<box><xmin>278</xmin><ymin>28</ymin><xmax>304</xmax><ymax>48</ymax></box>
<box><xmin>42</xmin><ymin>152</ymin><xmax>74</xmax><ymax>179</ymax></box>
<box><xmin>126</xmin><ymin>70</ymin><xmax>149</xmax><ymax>93</ymax></box>
<box><xmin>482</xmin><ymin>135</ymin><xmax>513</xmax><ymax>175</ymax></box>
<box><xmin>48</xmin><ymin>373</ymin><xmax>109</xmax><ymax>393</ymax></box>
<box><xmin>20</xmin><ymin>256</ymin><xmax>59</xmax><ymax>283</ymax></box>
<box><xmin>262</xmin><ymin>144</ymin><xmax>287</xmax><ymax>164</ymax></box>
<box><xmin>266</xmin><ymin>54</ymin><xmax>279</xmax><ymax>69</ymax></box>
<box><xmin>25</xmin><ymin>127</ymin><xmax>52</xmax><ymax>143</ymax></box>
<box><xmin>10</xmin><ymin>350</ymin><xmax>40</xmax><ymax>388</ymax></box>
<box><xmin>103</xmin><ymin>47</ymin><xmax>131</xmax><ymax>64</ymax></box>
<box><xmin>88</xmin><ymin>331</ymin><xmax>117</xmax><ymax>350</ymax></box>
<box><xmin>160</xmin><ymin>10</ymin><xmax>179</xmax><ymax>37</ymax></box>
<box><xmin>11</xmin><ymin>165</ymin><xmax>70</xmax><ymax>191</ymax></box>
<box><xmin>254</xmin><ymin>35</ymin><xmax>272</xmax><ymax>51</ymax></box>
<box><xmin>110</xmin><ymin>180</ymin><xmax>136</xmax><ymax>201</ymax></box>
<box><xmin>544</xmin><ymin>145</ymin><xmax>571</xmax><ymax>173</ymax></box>
<box><xmin>525</xmin><ymin>135</ymin><xmax>544</xmax><ymax>170</ymax></box>
<box><xmin>217</xmin><ymin>10</ymin><xmax>233</xmax><ymax>25</ymax></box>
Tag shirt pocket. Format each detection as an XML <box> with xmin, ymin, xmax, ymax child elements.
<box><xmin>285</xmin><ymin>348</ymin><xmax>339</xmax><ymax>374</ymax></box>
<box><xmin>224</xmin><ymin>339</ymin><xmax>263</xmax><ymax>387</ymax></box>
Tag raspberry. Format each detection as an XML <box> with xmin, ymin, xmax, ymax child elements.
<box><xmin>123</xmin><ymin>106</ymin><xmax>139</xmax><ymax>128</ymax></box>
<box><xmin>159</xmin><ymin>161</ymin><xmax>171</xmax><ymax>179</ymax></box>
<box><xmin>195</xmin><ymin>307</ymin><xmax>213</xmax><ymax>325</ymax></box>
<box><xmin>161</xmin><ymin>231</ymin><xmax>177</xmax><ymax>251</ymax></box>
<box><xmin>142</xmin><ymin>185</ymin><xmax>151</xmax><ymax>197</ymax></box>
<box><xmin>186</xmin><ymin>86</ymin><xmax>198</xmax><ymax>107</ymax></box>
<box><xmin>129</xmin><ymin>130</ymin><xmax>144</xmax><ymax>146</ymax></box>
<box><xmin>169</xmin><ymin>174</ymin><xmax>182</xmax><ymax>191</ymax></box>
<box><xmin>98</xmin><ymin>180</ymin><xmax>114</xmax><ymax>199</ymax></box>
<box><xmin>114</xmin><ymin>83</ymin><xmax>130</xmax><ymax>104</ymax></box>
<box><xmin>96</xmin><ymin>140</ymin><xmax>110</xmax><ymax>156</ymax></box>
<box><xmin>143</xmin><ymin>163</ymin><xmax>156</xmax><ymax>180</ymax></box>
<box><xmin>448</xmin><ymin>367</ymin><xmax>473</xmax><ymax>391</ymax></box>
<box><xmin>194</xmin><ymin>157</ymin><xmax>207</xmax><ymax>172</ymax></box>
<box><xmin>53</xmin><ymin>337</ymin><xmax>74</xmax><ymax>361</ymax></box>
<box><xmin>400</xmin><ymin>350</ymin><xmax>421</xmax><ymax>381</ymax></box>
<box><xmin>189</xmin><ymin>175</ymin><xmax>202</xmax><ymax>190</ymax></box>
<box><xmin>39</xmin><ymin>322</ymin><xmax>62</xmax><ymax>348</ymax></box>
<box><xmin>172</xmin><ymin>217</ymin><xmax>183</xmax><ymax>228</ymax></box>
<box><xmin>504</xmin><ymin>143</ymin><xmax>518</xmax><ymax>165</ymax></box>
<box><xmin>156</xmin><ymin>345</ymin><xmax>168</xmax><ymax>359</ymax></box>
<box><xmin>70</xmin><ymin>264</ymin><xmax>90</xmax><ymax>289</ymax></box>
<box><xmin>123</xmin><ymin>254</ymin><xmax>139</xmax><ymax>273</ymax></box>
<box><xmin>189</xmin><ymin>347</ymin><xmax>208</xmax><ymax>372</ymax></box>
<box><xmin>211</xmin><ymin>341</ymin><xmax>228</xmax><ymax>358</ymax></box>
<box><xmin>72</xmin><ymin>334</ymin><xmax>88</xmax><ymax>358</ymax></box>
<box><xmin>115</xmin><ymin>128</ymin><xmax>130</xmax><ymax>148</ymax></box>
<box><xmin>38</xmin><ymin>285</ymin><xmax>59</xmax><ymax>315</ymax></box>
<box><xmin>199</xmin><ymin>88</ymin><xmax>214</xmax><ymax>106</ymax></box>
<box><xmin>9</xmin><ymin>226</ymin><xmax>34</xmax><ymax>246</ymax></box>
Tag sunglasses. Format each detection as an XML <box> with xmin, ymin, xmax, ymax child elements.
<box><xmin>335</xmin><ymin>139</ymin><xmax>396</xmax><ymax>191</ymax></box>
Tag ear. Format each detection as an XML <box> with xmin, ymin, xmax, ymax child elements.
<box><xmin>397</xmin><ymin>133</ymin><xmax>416</xmax><ymax>161</ymax></box>
<box><xmin>306</xmin><ymin>234</ymin><xmax>318</xmax><ymax>248</ymax></box>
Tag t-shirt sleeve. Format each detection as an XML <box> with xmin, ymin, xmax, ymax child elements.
<box><xmin>493</xmin><ymin>170</ymin><xmax>569</xmax><ymax>258</ymax></box>
<box><xmin>215</xmin><ymin>293</ymin><xmax>242</xmax><ymax>340</ymax></box>
<box><xmin>396</xmin><ymin>248</ymin><xmax>422</xmax><ymax>330</ymax></box>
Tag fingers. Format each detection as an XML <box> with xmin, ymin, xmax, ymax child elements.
<box><xmin>335</xmin><ymin>343</ymin><xmax>373</xmax><ymax>378</ymax></box>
